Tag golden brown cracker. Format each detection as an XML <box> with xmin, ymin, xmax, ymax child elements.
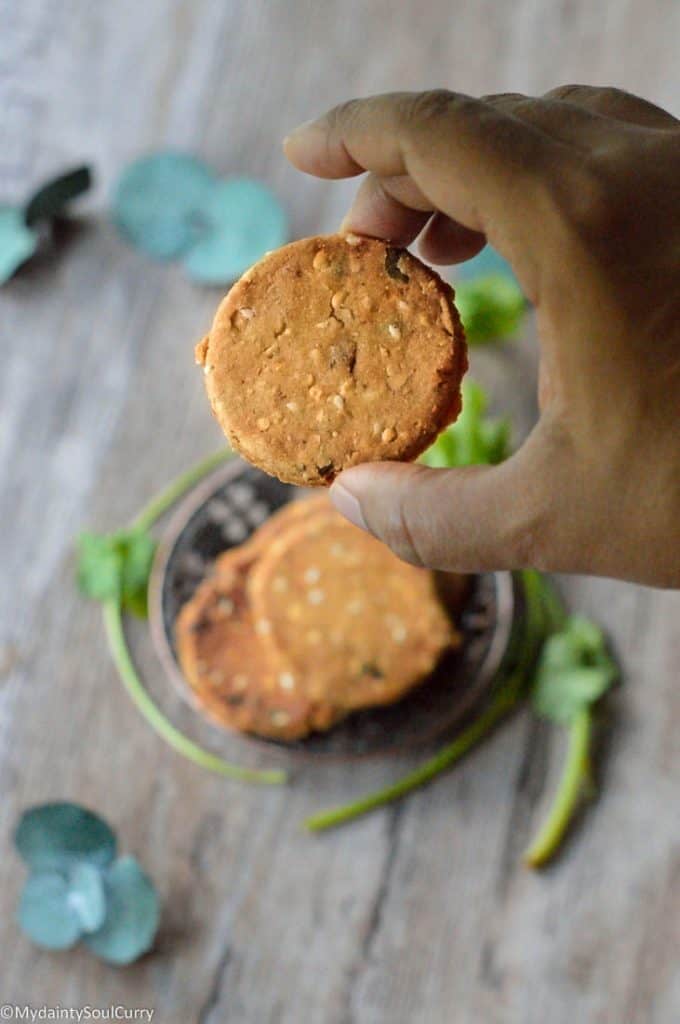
<box><xmin>247</xmin><ymin>508</ymin><xmax>460</xmax><ymax>710</ymax></box>
<box><xmin>197</xmin><ymin>234</ymin><xmax>467</xmax><ymax>485</ymax></box>
<box><xmin>176</xmin><ymin>560</ymin><xmax>343</xmax><ymax>740</ymax></box>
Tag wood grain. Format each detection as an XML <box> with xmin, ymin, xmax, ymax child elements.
<box><xmin>1</xmin><ymin>2</ymin><xmax>678</xmax><ymax>1022</ymax></box>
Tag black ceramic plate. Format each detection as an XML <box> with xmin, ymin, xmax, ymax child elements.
<box><xmin>149</xmin><ymin>458</ymin><xmax>517</xmax><ymax>759</ymax></box>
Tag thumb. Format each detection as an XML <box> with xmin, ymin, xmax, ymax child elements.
<box><xmin>328</xmin><ymin>443</ymin><xmax>547</xmax><ymax>574</ymax></box>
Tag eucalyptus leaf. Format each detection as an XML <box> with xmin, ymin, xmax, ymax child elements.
<box><xmin>24</xmin><ymin>166</ymin><xmax>92</xmax><ymax>227</ymax></box>
<box><xmin>183</xmin><ymin>177</ymin><xmax>287</xmax><ymax>284</ymax></box>
<box><xmin>67</xmin><ymin>862</ymin><xmax>107</xmax><ymax>933</ymax></box>
<box><xmin>83</xmin><ymin>856</ymin><xmax>160</xmax><ymax>965</ymax></box>
<box><xmin>17</xmin><ymin>872</ymin><xmax>82</xmax><ymax>950</ymax></box>
<box><xmin>112</xmin><ymin>152</ymin><xmax>216</xmax><ymax>259</ymax></box>
<box><xmin>15</xmin><ymin>803</ymin><xmax>117</xmax><ymax>871</ymax></box>
<box><xmin>0</xmin><ymin>206</ymin><xmax>37</xmax><ymax>284</ymax></box>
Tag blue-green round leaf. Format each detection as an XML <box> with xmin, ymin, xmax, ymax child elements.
<box><xmin>183</xmin><ymin>178</ymin><xmax>287</xmax><ymax>284</ymax></box>
<box><xmin>15</xmin><ymin>803</ymin><xmax>117</xmax><ymax>871</ymax></box>
<box><xmin>83</xmin><ymin>856</ymin><xmax>160</xmax><ymax>965</ymax></box>
<box><xmin>0</xmin><ymin>206</ymin><xmax>37</xmax><ymax>284</ymax></box>
<box><xmin>112</xmin><ymin>152</ymin><xmax>216</xmax><ymax>259</ymax></box>
<box><xmin>17</xmin><ymin>871</ymin><xmax>82</xmax><ymax>950</ymax></box>
<box><xmin>25</xmin><ymin>166</ymin><xmax>92</xmax><ymax>227</ymax></box>
<box><xmin>67</xmin><ymin>862</ymin><xmax>107</xmax><ymax>933</ymax></box>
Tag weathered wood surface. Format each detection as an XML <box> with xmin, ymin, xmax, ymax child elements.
<box><xmin>1</xmin><ymin>2</ymin><xmax>678</xmax><ymax>1022</ymax></box>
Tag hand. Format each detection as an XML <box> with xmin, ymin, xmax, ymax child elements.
<box><xmin>284</xmin><ymin>87</ymin><xmax>680</xmax><ymax>587</ymax></box>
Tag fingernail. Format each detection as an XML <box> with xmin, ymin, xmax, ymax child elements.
<box><xmin>330</xmin><ymin>482</ymin><xmax>368</xmax><ymax>532</ymax></box>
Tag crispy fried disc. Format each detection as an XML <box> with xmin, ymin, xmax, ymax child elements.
<box><xmin>247</xmin><ymin>509</ymin><xmax>460</xmax><ymax>710</ymax></box>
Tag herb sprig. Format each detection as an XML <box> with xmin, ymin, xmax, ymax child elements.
<box><xmin>76</xmin><ymin>450</ymin><xmax>287</xmax><ymax>786</ymax></box>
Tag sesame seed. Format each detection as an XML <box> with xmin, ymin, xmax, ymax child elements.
<box><xmin>279</xmin><ymin>672</ymin><xmax>295</xmax><ymax>691</ymax></box>
<box><xmin>257</xmin><ymin>417</ymin><xmax>270</xmax><ymax>431</ymax></box>
<box><xmin>307</xmin><ymin>589</ymin><xmax>325</xmax><ymax>605</ymax></box>
<box><xmin>332</xmin><ymin>394</ymin><xmax>345</xmax><ymax>410</ymax></box>
<box><xmin>255</xmin><ymin>620</ymin><xmax>272</xmax><ymax>635</ymax></box>
<box><xmin>382</xmin><ymin>427</ymin><xmax>397</xmax><ymax>443</ymax></box>
<box><xmin>286</xmin><ymin>401</ymin><xmax>299</xmax><ymax>412</ymax></box>
<box><xmin>270</xmin><ymin>710</ymin><xmax>291</xmax><ymax>726</ymax></box>
<box><xmin>217</xmin><ymin>598</ymin><xmax>234</xmax><ymax>616</ymax></box>
<box><xmin>304</xmin><ymin>567</ymin><xmax>321</xmax><ymax>584</ymax></box>
<box><xmin>239</xmin><ymin>307</ymin><xmax>255</xmax><ymax>319</ymax></box>
<box><xmin>388</xmin><ymin>324</ymin><xmax>401</xmax><ymax>339</ymax></box>
<box><xmin>272</xmin><ymin>576</ymin><xmax>288</xmax><ymax>593</ymax></box>
<box><xmin>344</xmin><ymin>232</ymin><xmax>362</xmax><ymax>246</ymax></box>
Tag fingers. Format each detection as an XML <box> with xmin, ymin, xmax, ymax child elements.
<box><xmin>329</xmin><ymin>432</ymin><xmax>551</xmax><ymax>574</ymax></box>
<box><xmin>418</xmin><ymin>212</ymin><xmax>486</xmax><ymax>265</ymax></box>
<box><xmin>284</xmin><ymin>91</ymin><xmax>555</xmax><ymax>240</ymax></box>
<box><xmin>544</xmin><ymin>84</ymin><xmax>679</xmax><ymax>129</ymax></box>
<box><xmin>339</xmin><ymin>173</ymin><xmax>432</xmax><ymax>245</ymax></box>
<box><xmin>340</xmin><ymin>173</ymin><xmax>487</xmax><ymax>263</ymax></box>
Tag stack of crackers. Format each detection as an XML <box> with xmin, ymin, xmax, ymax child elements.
<box><xmin>176</xmin><ymin>496</ymin><xmax>463</xmax><ymax>741</ymax></box>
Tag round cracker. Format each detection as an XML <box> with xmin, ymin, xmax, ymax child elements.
<box><xmin>247</xmin><ymin>509</ymin><xmax>460</xmax><ymax>710</ymax></box>
<box><xmin>197</xmin><ymin>233</ymin><xmax>467</xmax><ymax>485</ymax></box>
<box><xmin>176</xmin><ymin>557</ymin><xmax>343</xmax><ymax>740</ymax></box>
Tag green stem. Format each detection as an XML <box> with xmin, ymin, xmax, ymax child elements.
<box><xmin>305</xmin><ymin>687</ymin><xmax>518</xmax><ymax>831</ymax></box>
<box><xmin>523</xmin><ymin>707</ymin><xmax>592</xmax><ymax>868</ymax></box>
<box><xmin>103</xmin><ymin>600</ymin><xmax>286</xmax><ymax>785</ymax></box>
<box><xmin>132</xmin><ymin>449</ymin><xmax>233</xmax><ymax>532</ymax></box>
<box><xmin>305</xmin><ymin>568</ymin><xmax>549</xmax><ymax>832</ymax></box>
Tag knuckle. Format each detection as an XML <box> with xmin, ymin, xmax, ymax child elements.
<box><xmin>405</xmin><ymin>89</ymin><xmax>469</xmax><ymax>127</ymax></box>
<box><xmin>544</xmin><ymin>83</ymin><xmax>589</xmax><ymax>103</ymax></box>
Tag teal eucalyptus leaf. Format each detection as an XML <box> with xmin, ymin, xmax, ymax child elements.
<box><xmin>0</xmin><ymin>206</ymin><xmax>37</xmax><ymax>284</ymax></box>
<box><xmin>183</xmin><ymin>177</ymin><xmax>287</xmax><ymax>284</ymax></box>
<box><xmin>112</xmin><ymin>152</ymin><xmax>216</xmax><ymax>259</ymax></box>
<box><xmin>67</xmin><ymin>862</ymin><xmax>107</xmax><ymax>933</ymax></box>
<box><xmin>25</xmin><ymin>166</ymin><xmax>92</xmax><ymax>227</ymax></box>
<box><xmin>17</xmin><ymin>872</ymin><xmax>82</xmax><ymax>950</ymax></box>
<box><xmin>15</xmin><ymin>803</ymin><xmax>117</xmax><ymax>871</ymax></box>
<box><xmin>83</xmin><ymin>856</ymin><xmax>160</xmax><ymax>965</ymax></box>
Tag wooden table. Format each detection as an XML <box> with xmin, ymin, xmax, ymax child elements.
<box><xmin>1</xmin><ymin>2</ymin><xmax>678</xmax><ymax>1021</ymax></box>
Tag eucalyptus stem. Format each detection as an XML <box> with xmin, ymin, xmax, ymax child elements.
<box><xmin>132</xmin><ymin>449</ymin><xmax>233</xmax><ymax>533</ymax></box>
<box><xmin>523</xmin><ymin>707</ymin><xmax>592</xmax><ymax>867</ymax></box>
<box><xmin>103</xmin><ymin>600</ymin><xmax>286</xmax><ymax>785</ymax></box>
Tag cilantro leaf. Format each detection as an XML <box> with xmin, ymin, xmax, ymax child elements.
<box><xmin>421</xmin><ymin>380</ymin><xmax>511</xmax><ymax>469</ymax></box>
<box><xmin>454</xmin><ymin>273</ymin><xmax>526</xmax><ymax>345</ymax></box>
<box><xmin>532</xmin><ymin>615</ymin><xmax>618</xmax><ymax>724</ymax></box>
<box><xmin>76</xmin><ymin>528</ymin><xmax>157</xmax><ymax>618</ymax></box>
<box><xmin>76</xmin><ymin>533</ymin><xmax>123</xmax><ymax>603</ymax></box>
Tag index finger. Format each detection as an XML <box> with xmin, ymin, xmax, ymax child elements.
<box><xmin>284</xmin><ymin>91</ymin><xmax>558</xmax><ymax>249</ymax></box>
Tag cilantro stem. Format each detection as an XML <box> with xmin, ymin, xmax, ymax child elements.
<box><xmin>305</xmin><ymin>687</ymin><xmax>518</xmax><ymax>831</ymax></box>
<box><xmin>132</xmin><ymin>449</ymin><xmax>233</xmax><ymax>533</ymax></box>
<box><xmin>305</xmin><ymin>568</ymin><xmax>547</xmax><ymax>832</ymax></box>
<box><xmin>523</xmin><ymin>707</ymin><xmax>592</xmax><ymax>868</ymax></box>
<box><xmin>102</xmin><ymin>600</ymin><xmax>286</xmax><ymax>784</ymax></box>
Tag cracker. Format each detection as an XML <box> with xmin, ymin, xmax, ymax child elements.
<box><xmin>197</xmin><ymin>234</ymin><xmax>467</xmax><ymax>485</ymax></box>
<box><xmin>247</xmin><ymin>508</ymin><xmax>460</xmax><ymax>710</ymax></box>
<box><xmin>176</xmin><ymin>556</ymin><xmax>343</xmax><ymax>740</ymax></box>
